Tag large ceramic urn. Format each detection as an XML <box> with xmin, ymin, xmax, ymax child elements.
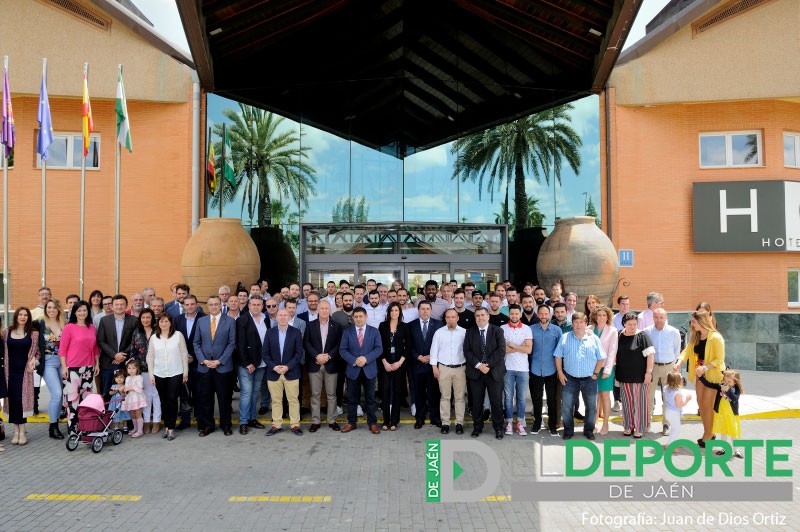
<box><xmin>536</xmin><ymin>216</ymin><xmax>618</xmax><ymax>304</ymax></box>
<box><xmin>181</xmin><ymin>218</ymin><xmax>261</xmax><ymax>303</ymax></box>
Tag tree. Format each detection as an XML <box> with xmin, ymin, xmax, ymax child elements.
<box><xmin>451</xmin><ymin>104</ymin><xmax>582</xmax><ymax>230</ymax></box>
<box><xmin>332</xmin><ymin>196</ymin><xmax>369</xmax><ymax>223</ymax></box>
<box><xmin>210</xmin><ymin>103</ymin><xmax>316</xmax><ymax>227</ymax></box>
<box><xmin>494</xmin><ymin>195</ymin><xmax>546</xmax><ymax>232</ymax></box>
<box><xmin>585</xmin><ymin>194</ymin><xmax>601</xmax><ymax>228</ymax></box>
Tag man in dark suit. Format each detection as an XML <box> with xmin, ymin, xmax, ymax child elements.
<box><xmin>262</xmin><ymin>308</ymin><xmax>305</xmax><ymax>436</ymax></box>
<box><xmin>464</xmin><ymin>306</ymin><xmax>507</xmax><ymax>439</ymax></box>
<box><xmin>174</xmin><ymin>295</ymin><xmax>202</xmax><ymax>430</ymax></box>
<box><xmin>304</xmin><ymin>300</ymin><xmax>342</xmax><ymax>432</ymax></box>
<box><xmin>193</xmin><ymin>295</ymin><xmax>237</xmax><ymax>436</ymax></box>
<box><xmin>296</xmin><ymin>290</ymin><xmax>321</xmax><ymax>323</ymax></box>
<box><xmin>164</xmin><ymin>284</ymin><xmax>190</xmax><ymax>318</ymax></box>
<box><xmin>409</xmin><ymin>301</ymin><xmax>444</xmax><ymax>429</ymax></box>
<box><xmin>96</xmin><ymin>294</ymin><xmax>138</xmax><ymax>395</ymax></box>
<box><xmin>339</xmin><ymin>307</ymin><xmax>382</xmax><ymax>434</ymax></box>
<box><xmin>236</xmin><ymin>295</ymin><xmax>270</xmax><ymax>435</ymax></box>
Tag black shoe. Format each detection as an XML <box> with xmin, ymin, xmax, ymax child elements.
<box><xmin>455</xmin><ymin>424</ymin><xmax>464</xmax><ymax>435</ymax></box>
<box><xmin>266</xmin><ymin>426</ymin><xmax>282</xmax><ymax>436</ymax></box>
<box><xmin>549</xmin><ymin>428</ymin><xmax>559</xmax><ymax>436</ymax></box>
<box><xmin>585</xmin><ymin>433</ymin><xmax>596</xmax><ymax>441</ymax></box>
<box><xmin>414</xmin><ymin>421</ymin><xmax>424</xmax><ymax>429</ymax></box>
<box><xmin>248</xmin><ymin>420</ymin><xmax>265</xmax><ymax>429</ymax></box>
<box><xmin>697</xmin><ymin>438</ymin><xmax>706</xmax><ymax>448</ymax></box>
<box><xmin>175</xmin><ymin>422</ymin><xmax>190</xmax><ymax>431</ymax></box>
<box><xmin>563</xmin><ymin>434</ymin><xmax>573</xmax><ymax>440</ymax></box>
<box><xmin>223</xmin><ymin>427</ymin><xmax>233</xmax><ymax>436</ymax></box>
<box><xmin>239</xmin><ymin>425</ymin><xmax>248</xmax><ymax>435</ymax></box>
<box><xmin>441</xmin><ymin>426</ymin><xmax>450</xmax><ymax>434</ymax></box>
<box><xmin>482</xmin><ymin>409</ymin><xmax>491</xmax><ymax>422</ymax></box>
<box><xmin>714</xmin><ymin>449</ymin><xmax>725</xmax><ymax>456</ymax></box>
<box><xmin>49</xmin><ymin>423</ymin><xmax>65</xmax><ymax>440</ymax></box>
<box><xmin>290</xmin><ymin>426</ymin><xmax>303</xmax><ymax>436</ymax></box>
<box><xmin>471</xmin><ymin>428</ymin><xmax>481</xmax><ymax>438</ymax></box>
<box><xmin>495</xmin><ymin>430</ymin><xmax>504</xmax><ymax>440</ymax></box>
<box><xmin>258</xmin><ymin>406</ymin><xmax>269</xmax><ymax>416</ymax></box>
<box><xmin>432</xmin><ymin>421</ymin><xmax>442</xmax><ymax>428</ymax></box>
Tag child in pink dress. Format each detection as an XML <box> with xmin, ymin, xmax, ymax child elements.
<box><xmin>122</xmin><ymin>359</ymin><xmax>148</xmax><ymax>437</ymax></box>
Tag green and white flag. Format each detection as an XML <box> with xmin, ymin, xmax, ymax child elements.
<box><xmin>223</xmin><ymin>128</ymin><xmax>235</xmax><ymax>186</ymax></box>
<box><xmin>115</xmin><ymin>67</ymin><xmax>132</xmax><ymax>152</ymax></box>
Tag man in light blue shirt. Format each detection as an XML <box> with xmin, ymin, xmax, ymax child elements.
<box><xmin>529</xmin><ymin>304</ymin><xmax>562</xmax><ymax>436</ymax></box>
<box><xmin>643</xmin><ymin>308</ymin><xmax>681</xmax><ymax>435</ymax></box>
<box><xmin>554</xmin><ymin>312</ymin><xmax>606</xmax><ymax>441</ymax></box>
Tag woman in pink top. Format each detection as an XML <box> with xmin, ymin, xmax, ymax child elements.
<box><xmin>59</xmin><ymin>300</ymin><xmax>100</xmax><ymax>433</ymax></box>
<box><xmin>591</xmin><ymin>305</ymin><xmax>618</xmax><ymax>435</ymax></box>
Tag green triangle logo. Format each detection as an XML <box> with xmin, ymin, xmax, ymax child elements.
<box><xmin>453</xmin><ymin>461</ymin><xmax>464</xmax><ymax>480</ymax></box>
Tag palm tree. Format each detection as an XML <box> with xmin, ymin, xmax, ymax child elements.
<box><xmin>332</xmin><ymin>196</ymin><xmax>369</xmax><ymax>223</ymax></box>
<box><xmin>210</xmin><ymin>103</ymin><xmax>316</xmax><ymax>227</ymax></box>
<box><xmin>451</xmin><ymin>104</ymin><xmax>582</xmax><ymax>230</ymax></box>
<box><xmin>494</xmin><ymin>195</ymin><xmax>546</xmax><ymax>230</ymax></box>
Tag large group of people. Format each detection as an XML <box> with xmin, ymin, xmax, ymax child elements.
<box><xmin>0</xmin><ymin>280</ymin><xmax>742</xmax><ymax>456</ymax></box>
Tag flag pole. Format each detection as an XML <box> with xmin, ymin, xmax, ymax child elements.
<box><xmin>41</xmin><ymin>58</ymin><xmax>47</xmax><ymax>287</ymax></box>
<box><xmin>79</xmin><ymin>62</ymin><xmax>87</xmax><ymax>299</ymax></box>
<box><xmin>220</xmin><ymin>123</ymin><xmax>225</xmax><ymax>218</ymax></box>
<box><xmin>2</xmin><ymin>56</ymin><xmax>8</xmax><ymax>328</ymax></box>
<box><xmin>206</xmin><ymin>126</ymin><xmax>211</xmax><ymax>216</ymax></box>
<box><xmin>114</xmin><ymin>64</ymin><xmax>121</xmax><ymax>294</ymax></box>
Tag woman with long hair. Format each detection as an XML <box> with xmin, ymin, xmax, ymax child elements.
<box><xmin>147</xmin><ymin>313</ymin><xmax>189</xmax><ymax>441</ymax></box>
<box><xmin>3</xmin><ymin>307</ymin><xmax>41</xmax><ymax>445</ymax></box>
<box><xmin>128</xmin><ymin>308</ymin><xmax>161</xmax><ymax>434</ymax></box>
<box><xmin>37</xmin><ymin>300</ymin><xmax>65</xmax><ymax>439</ymax></box>
<box><xmin>378</xmin><ymin>302</ymin><xmax>410</xmax><ymax>431</ymax></box>
<box><xmin>674</xmin><ymin>310</ymin><xmax>725</xmax><ymax>447</ymax></box>
<box><xmin>59</xmin><ymin>300</ymin><xmax>100</xmax><ymax>433</ymax></box>
<box><xmin>88</xmin><ymin>290</ymin><xmax>104</xmax><ymax>320</ymax></box>
<box><xmin>615</xmin><ymin>312</ymin><xmax>654</xmax><ymax>438</ymax></box>
<box><xmin>590</xmin><ymin>305</ymin><xmax>618</xmax><ymax>435</ymax></box>
<box><xmin>584</xmin><ymin>295</ymin><xmax>602</xmax><ymax>318</ymax></box>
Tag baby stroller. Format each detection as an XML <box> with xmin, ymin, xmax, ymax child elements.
<box><xmin>66</xmin><ymin>393</ymin><xmax>124</xmax><ymax>453</ymax></box>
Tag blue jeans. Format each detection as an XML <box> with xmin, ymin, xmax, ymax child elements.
<box><xmin>503</xmin><ymin>370</ymin><xmax>529</xmax><ymax>425</ymax></box>
<box><xmin>43</xmin><ymin>355</ymin><xmax>63</xmax><ymax>423</ymax></box>
<box><xmin>561</xmin><ymin>374</ymin><xmax>598</xmax><ymax>437</ymax></box>
<box><xmin>238</xmin><ymin>365</ymin><xmax>266</xmax><ymax>425</ymax></box>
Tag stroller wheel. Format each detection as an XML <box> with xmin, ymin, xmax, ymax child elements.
<box><xmin>111</xmin><ymin>430</ymin><xmax>123</xmax><ymax>445</ymax></box>
<box><xmin>91</xmin><ymin>436</ymin><xmax>104</xmax><ymax>453</ymax></box>
<box><xmin>66</xmin><ymin>433</ymin><xmax>80</xmax><ymax>451</ymax></box>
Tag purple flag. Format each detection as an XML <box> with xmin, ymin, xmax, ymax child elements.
<box><xmin>1</xmin><ymin>66</ymin><xmax>15</xmax><ymax>158</ymax></box>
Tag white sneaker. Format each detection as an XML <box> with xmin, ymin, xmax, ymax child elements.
<box><xmin>516</xmin><ymin>422</ymin><xmax>527</xmax><ymax>436</ymax></box>
<box><xmin>357</xmin><ymin>405</ymin><xmax>364</xmax><ymax>417</ymax></box>
<box><xmin>505</xmin><ymin>421</ymin><xmax>513</xmax><ymax>435</ymax></box>
<box><xmin>611</xmin><ymin>401</ymin><xmax>621</xmax><ymax>412</ymax></box>
<box><xmin>410</xmin><ymin>405</ymin><xmax>416</xmax><ymax>417</ymax></box>
<box><xmin>336</xmin><ymin>406</ymin><xmax>343</xmax><ymax>416</ymax></box>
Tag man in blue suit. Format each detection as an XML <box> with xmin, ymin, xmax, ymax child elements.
<box><xmin>409</xmin><ymin>301</ymin><xmax>444</xmax><ymax>428</ymax></box>
<box><xmin>193</xmin><ymin>295</ymin><xmax>236</xmax><ymax>436</ymax></box>
<box><xmin>339</xmin><ymin>307</ymin><xmax>382</xmax><ymax>434</ymax></box>
<box><xmin>262</xmin><ymin>309</ymin><xmax>305</xmax><ymax>436</ymax></box>
<box><xmin>174</xmin><ymin>295</ymin><xmax>202</xmax><ymax>430</ymax></box>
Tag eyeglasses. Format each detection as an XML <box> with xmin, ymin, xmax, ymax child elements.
<box><xmin>266</xmin><ymin>304</ymin><xmax>277</xmax><ymax>308</ymax></box>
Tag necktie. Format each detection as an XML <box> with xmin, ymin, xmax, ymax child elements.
<box><xmin>422</xmin><ymin>321</ymin><xmax>428</xmax><ymax>341</ymax></box>
<box><xmin>358</xmin><ymin>328</ymin><xmax>364</xmax><ymax>347</ymax></box>
<box><xmin>480</xmin><ymin>328</ymin><xmax>487</xmax><ymax>364</ymax></box>
<box><xmin>210</xmin><ymin>315</ymin><xmax>217</xmax><ymax>341</ymax></box>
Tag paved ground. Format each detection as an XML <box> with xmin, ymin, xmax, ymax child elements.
<box><xmin>1</xmin><ymin>369</ymin><xmax>798</xmax><ymax>531</ymax></box>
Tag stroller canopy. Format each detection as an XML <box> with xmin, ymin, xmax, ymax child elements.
<box><xmin>78</xmin><ymin>393</ymin><xmax>105</xmax><ymax>413</ymax></box>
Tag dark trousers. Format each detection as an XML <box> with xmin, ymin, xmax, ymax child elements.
<box><xmin>413</xmin><ymin>370</ymin><xmax>441</xmax><ymax>423</ymax></box>
<box><xmin>346</xmin><ymin>372</ymin><xmax>377</xmax><ymax>426</ymax></box>
<box><xmin>336</xmin><ymin>358</ymin><xmax>347</xmax><ymax>406</ymax></box>
<box><xmin>469</xmin><ymin>374</ymin><xmax>503</xmax><ymax>432</ymax></box>
<box><xmin>529</xmin><ymin>372</ymin><xmax>558</xmax><ymax>431</ymax></box>
<box><xmin>380</xmin><ymin>367</ymin><xmax>405</xmax><ymax>427</ymax></box>
<box><xmin>155</xmin><ymin>374</ymin><xmax>183</xmax><ymax>430</ymax></box>
<box><xmin>197</xmin><ymin>369</ymin><xmax>233</xmax><ymax>431</ymax></box>
<box><xmin>180</xmin><ymin>365</ymin><xmax>201</xmax><ymax>426</ymax></box>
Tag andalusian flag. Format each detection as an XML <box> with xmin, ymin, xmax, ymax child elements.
<box><xmin>207</xmin><ymin>132</ymin><xmax>216</xmax><ymax>194</ymax></box>
<box><xmin>223</xmin><ymin>128</ymin><xmax>235</xmax><ymax>186</ymax></box>
<box><xmin>81</xmin><ymin>65</ymin><xmax>93</xmax><ymax>157</ymax></box>
<box><xmin>115</xmin><ymin>67</ymin><xmax>132</xmax><ymax>152</ymax></box>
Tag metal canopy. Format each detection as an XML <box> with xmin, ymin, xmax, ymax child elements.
<box><xmin>178</xmin><ymin>0</ymin><xmax>639</xmax><ymax>158</ymax></box>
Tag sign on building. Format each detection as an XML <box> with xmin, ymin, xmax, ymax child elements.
<box><xmin>619</xmin><ymin>249</ymin><xmax>634</xmax><ymax>267</ymax></box>
<box><xmin>693</xmin><ymin>180</ymin><xmax>800</xmax><ymax>252</ymax></box>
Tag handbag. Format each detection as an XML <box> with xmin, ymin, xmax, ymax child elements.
<box><xmin>179</xmin><ymin>381</ymin><xmax>193</xmax><ymax>412</ymax></box>
<box><xmin>0</xmin><ymin>421</ymin><xmax>5</xmax><ymax>441</ymax></box>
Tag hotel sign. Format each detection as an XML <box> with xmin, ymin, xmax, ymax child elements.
<box><xmin>693</xmin><ymin>180</ymin><xmax>800</xmax><ymax>252</ymax></box>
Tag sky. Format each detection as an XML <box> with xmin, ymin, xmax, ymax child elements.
<box><xmin>140</xmin><ymin>0</ymin><xmax>671</xmax><ymax>227</ymax></box>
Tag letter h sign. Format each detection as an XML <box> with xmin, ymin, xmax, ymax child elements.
<box><xmin>719</xmin><ymin>189</ymin><xmax>757</xmax><ymax>233</ymax></box>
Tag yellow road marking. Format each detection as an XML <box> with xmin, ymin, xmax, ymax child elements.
<box><xmin>480</xmin><ymin>495</ymin><xmax>511</xmax><ymax>502</ymax></box>
<box><xmin>26</xmin><ymin>494</ymin><xmax>141</xmax><ymax>502</ymax></box>
<box><xmin>228</xmin><ymin>495</ymin><xmax>331</xmax><ymax>503</ymax></box>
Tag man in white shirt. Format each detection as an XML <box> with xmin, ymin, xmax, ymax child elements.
<box><xmin>501</xmin><ymin>305</ymin><xmax>533</xmax><ymax>435</ymax></box>
<box><xmin>324</xmin><ymin>281</ymin><xmax>338</xmax><ymax>309</ymax></box>
<box><xmin>236</xmin><ymin>296</ymin><xmax>268</xmax><ymax>434</ymax></box>
<box><xmin>494</xmin><ymin>284</ymin><xmax>508</xmax><ymax>308</ymax></box>
<box><xmin>377</xmin><ymin>284</ymin><xmax>389</xmax><ymax>311</ymax></box>
<box><xmin>564</xmin><ymin>292</ymin><xmax>578</xmax><ymax>322</ymax></box>
<box><xmin>612</xmin><ymin>295</ymin><xmax>631</xmax><ymax>331</ymax></box>
<box><xmin>637</xmin><ymin>292</ymin><xmax>664</xmax><ymax>330</ymax></box>
<box><xmin>430</xmin><ymin>308</ymin><xmax>467</xmax><ymax>435</ymax></box>
<box><xmin>364</xmin><ymin>290</ymin><xmax>385</xmax><ymax>329</ymax></box>
<box><xmin>643</xmin><ymin>308</ymin><xmax>681</xmax><ymax>435</ymax></box>
<box><xmin>353</xmin><ymin>284</ymin><xmax>367</xmax><ymax>308</ymax></box>
<box><xmin>397</xmin><ymin>288</ymin><xmax>418</xmax><ymax>323</ymax></box>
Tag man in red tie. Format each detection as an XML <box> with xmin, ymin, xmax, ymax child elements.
<box><xmin>339</xmin><ymin>307</ymin><xmax>382</xmax><ymax>434</ymax></box>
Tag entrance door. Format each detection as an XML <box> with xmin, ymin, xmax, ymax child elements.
<box><xmin>405</xmin><ymin>264</ymin><xmax>450</xmax><ymax>299</ymax></box>
<box><xmin>357</xmin><ymin>264</ymin><xmax>402</xmax><ymax>288</ymax></box>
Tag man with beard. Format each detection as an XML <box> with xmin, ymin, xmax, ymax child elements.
<box><xmin>452</xmin><ymin>288</ymin><xmax>475</xmax><ymax>329</ymax></box>
<box><xmin>487</xmin><ymin>293</ymin><xmax>509</xmax><ymax>327</ymax></box>
<box><xmin>332</xmin><ymin>292</ymin><xmax>356</xmax><ymax>413</ymax></box>
<box><xmin>520</xmin><ymin>294</ymin><xmax>537</xmax><ymax>326</ymax></box>
<box><xmin>464</xmin><ymin>307</ymin><xmax>507</xmax><ymax>439</ymax></box>
<box><xmin>529</xmin><ymin>304</ymin><xmax>562</xmax><ymax>436</ymax></box>
<box><xmin>297</xmin><ymin>291</ymin><xmax>320</xmax><ymax>322</ymax></box>
<box><xmin>396</xmin><ymin>288</ymin><xmax>418</xmax><ymax>322</ymax></box>
<box><xmin>353</xmin><ymin>284</ymin><xmax>367</xmax><ymax>308</ymax></box>
<box><xmin>500</xmin><ymin>286</ymin><xmax>519</xmax><ymax>316</ymax></box>
<box><xmin>364</xmin><ymin>290</ymin><xmax>384</xmax><ymax>329</ymax></box>
<box><xmin>409</xmin><ymin>301</ymin><xmax>444</xmax><ymax>428</ymax></box>
<box><xmin>419</xmin><ymin>280</ymin><xmax>448</xmax><ymax>320</ymax></box>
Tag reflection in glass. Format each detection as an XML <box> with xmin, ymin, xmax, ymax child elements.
<box><xmin>785</xmin><ymin>134</ymin><xmax>797</xmax><ymax>167</ymax></box>
<box><xmin>307</xmin><ymin>269</ymin><xmax>355</xmax><ymax>290</ymax></box>
<box><xmin>45</xmin><ymin>136</ymin><xmax>68</xmax><ymax>167</ymax></box>
<box><xmin>789</xmin><ymin>270</ymin><xmax>799</xmax><ymax>304</ymax></box>
<box><xmin>72</xmin><ymin>136</ymin><xmax>100</xmax><ymax>168</ymax></box>
<box><xmin>406</xmin><ymin>268</ymin><xmax>449</xmax><ymax>298</ymax></box>
<box><xmin>731</xmin><ymin>133</ymin><xmax>758</xmax><ymax>165</ymax></box>
<box><xmin>358</xmin><ymin>267</ymin><xmax>401</xmax><ymax>288</ymax></box>
<box><xmin>452</xmin><ymin>268</ymin><xmax>500</xmax><ymax>294</ymax></box>
<box><xmin>700</xmin><ymin>135</ymin><xmax>725</xmax><ymax>167</ymax></box>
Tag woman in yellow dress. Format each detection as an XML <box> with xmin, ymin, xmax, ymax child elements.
<box><xmin>673</xmin><ymin>310</ymin><xmax>724</xmax><ymax>447</ymax></box>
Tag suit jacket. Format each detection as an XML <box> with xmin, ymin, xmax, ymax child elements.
<box><xmin>262</xmin><ymin>326</ymin><xmax>304</xmax><ymax>381</ymax></box>
<box><xmin>289</xmin><ymin>317</ymin><xmax>306</xmax><ymax>337</ymax></box>
<box><xmin>165</xmin><ymin>300</ymin><xmax>205</xmax><ymax>319</ymax></box>
<box><xmin>193</xmin><ymin>313</ymin><xmax>236</xmax><ymax>374</ymax></box>
<box><xmin>174</xmin><ymin>313</ymin><xmax>200</xmax><ymax>366</ymax></box>
<box><xmin>304</xmin><ymin>319</ymin><xmax>342</xmax><ymax>373</ymax></box>
<box><xmin>408</xmin><ymin>318</ymin><xmax>444</xmax><ymax>374</ymax></box>
<box><xmin>339</xmin><ymin>324</ymin><xmax>382</xmax><ymax>380</ymax></box>
<box><xmin>464</xmin><ymin>325</ymin><xmax>507</xmax><ymax>382</ymax></box>
<box><xmin>96</xmin><ymin>313</ymin><xmax>138</xmax><ymax>370</ymax></box>
<box><xmin>237</xmin><ymin>312</ymin><xmax>270</xmax><ymax>368</ymax></box>
<box><xmin>378</xmin><ymin>320</ymin><xmax>412</xmax><ymax>365</ymax></box>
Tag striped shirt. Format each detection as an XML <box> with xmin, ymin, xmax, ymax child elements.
<box><xmin>554</xmin><ymin>331</ymin><xmax>606</xmax><ymax>378</ymax></box>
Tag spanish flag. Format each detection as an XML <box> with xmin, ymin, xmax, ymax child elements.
<box><xmin>81</xmin><ymin>64</ymin><xmax>93</xmax><ymax>158</ymax></box>
<box><xmin>207</xmin><ymin>131</ymin><xmax>216</xmax><ymax>194</ymax></box>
